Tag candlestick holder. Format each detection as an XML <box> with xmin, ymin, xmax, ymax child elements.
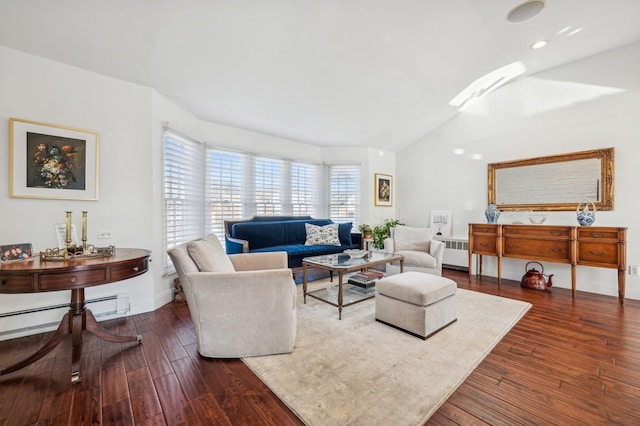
<box><xmin>40</xmin><ymin>211</ymin><xmax>116</xmax><ymax>261</ymax></box>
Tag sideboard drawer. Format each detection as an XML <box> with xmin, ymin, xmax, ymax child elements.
<box><xmin>39</xmin><ymin>269</ymin><xmax>108</xmax><ymax>291</ymax></box>
<box><xmin>472</xmin><ymin>225</ymin><xmax>498</xmax><ymax>235</ymax></box>
<box><xmin>577</xmin><ymin>243</ymin><xmax>619</xmax><ymax>266</ymax></box>
<box><xmin>577</xmin><ymin>228</ymin><xmax>621</xmax><ymax>240</ymax></box>
<box><xmin>472</xmin><ymin>236</ymin><xmax>498</xmax><ymax>254</ymax></box>
<box><xmin>503</xmin><ymin>225</ymin><xmax>571</xmax><ymax>239</ymax></box>
<box><xmin>0</xmin><ymin>274</ymin><xmax>34</xmax><ymax>293</ymax></box>
<box><xmin>503</xmin><ymin>239</ymin><xmax>571</xmax><ymax>261</ymax></box>
<box><xmin>111</xmin><ymin>259</ymin><xmax>149</xmax><ymax>281</ymax></box>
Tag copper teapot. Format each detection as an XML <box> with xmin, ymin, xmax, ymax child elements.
<box><xmin>521</xmin><ymin>261</ymin><xmax>553</xmax><ymax>291</ymax></box>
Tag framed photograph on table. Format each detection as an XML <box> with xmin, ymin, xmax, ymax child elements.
<box><xmin>54</xmin><ymin>223</ymin><xmax>80</xmax><ymax>249</ymax></box>
<box><xmin>1</xmin><ymin>243</ymin><xmax>33</xmax><ymax>262</ymax></box>
<box><xmin>9</xmin><ymin>118</ymin><xmax>99</xmax><ymax>200</ymax></box>
<box><xmin>374</xmin><ymin>173</ymin><xmax>393</xmax><ymax>206</ymax></box>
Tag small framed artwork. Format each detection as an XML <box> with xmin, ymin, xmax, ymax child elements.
<box><xmin>430</xmin><ymin>210</ymin><xmax>452</xmax><ymax>238</ymax></box>
<box><xmin>1</xmin><ymin>243</ymin><xmax>34</xmax><ymax>262</ymax></box>
<box><xmin>9</xmin><ymin>118</ymin><xmax>99</xmax><ymax>200</ymax></box>
<box><xmin>54</xmin><ymin>223</ymin><xmax>80</xmax><ymax>249</ymax></box>
<box><xmin>374</xmin><ymin>173</ymin><xmax>393</xmax><ymax>207</ymax></box>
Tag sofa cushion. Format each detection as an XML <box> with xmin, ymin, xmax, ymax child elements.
<box><xmin>232</xmin><ymin>219</ymin><xmax>332</xmax><ymax>249</ymax></box>
<box><xmin>376</xmin><ymin>271</ymin><xmax>456</xmax><ymax>306</ymax></box>
<box><xmin>252</xmin><ymin>243</ymin><xmax>348</xmax><ymax>268</ymax></box>
<box><xmin>338</xmin><ymin>222</ymin><xmax>353</xmax><ymax>246</ymax></box>
<box><xmin>305</xmin><ymin>223</ymin><xmax>341</xmax><ymax>246</ymax></box>
<box><xmin>395</xmin><ymin>250</ymin><xmax>437</xmax><ymax>269</ymax></box>
<box><xmin>187</xmin><ymin>239</ymin><xmax>235</xmax><ymax>272</ymax></box>
<box><xmin>394</xmin><ymin>225</ymin><xmax>432</xmax><ymax>252</ymax></box>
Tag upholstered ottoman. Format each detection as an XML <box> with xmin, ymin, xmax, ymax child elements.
<box><xmin>375</xmin><ymin>271</ymin><xmax>457</xmax><ymax>339</ymax></box>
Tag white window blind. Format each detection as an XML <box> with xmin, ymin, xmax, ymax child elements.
<box><xmin>205</xmin><ymin>149</ymin><xmax>245</xmax><ymax>243</ymax></box>
<box><xmin>163</xmin><ymin>130</ymin><xmax>204</xmax><ymax>270</ymax></box>
<box><xmin>254</xmin><ymin>157</ymin><xmax>283</xmax><ymax>216</ymax></box>
<box><xmin>327</xmin><ymin>164</ymin><xmax>360</xmax><ymax>224</ymax></box>
<box><xmin>291</xmin><ymin>162</ymin><xmax>320</xmax><ymax>216</ymax></box>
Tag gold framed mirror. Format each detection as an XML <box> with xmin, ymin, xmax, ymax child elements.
<box><xmin>488</xmin><ymin>148</ymin><xmax>614</xmax><ymax>211</ymax></box>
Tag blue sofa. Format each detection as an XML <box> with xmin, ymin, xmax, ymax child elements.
<box><xmin>224</xmin><ymin>216</ymin><xmax>362</xmax><ymax>269</ymax></box>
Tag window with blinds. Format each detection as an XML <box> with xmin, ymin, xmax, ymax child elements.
<box><xmin>163</xmin><ymin>131</ymin><xmax>204</xmax><ymax>270</ymax></box>
<box><xmin>291</xmin><ymin>162</ymin><xmax>320</xmax><ymax>216</ymax></box>
<box><xmin>163</xmin><ymin>132</ymin><xmax>360</xmax><ymax>272</ymax></box>
<box><xmin>254</xmin><ymin>157</ymin><xmax>283</xmax><ymax>215</ymax></box>
<box><xmin>327</xmin><ymin>164</ymin><xmax>360</xmax><ymax>224</ymax></box>
<box><xmin>205</xmin><ymin>149</ymin><xmax>245</xmax><ymax>242</ymax></box>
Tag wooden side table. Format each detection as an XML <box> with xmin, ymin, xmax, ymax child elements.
<box><xmin>362</xmin><ymin>238</ymin><xmax>374</xmax><ymax>251</ymax></box>
<box><xmin>0</xmin><ymin>248</ymin><xmax>151</xmax><ymax>382</ymax></box>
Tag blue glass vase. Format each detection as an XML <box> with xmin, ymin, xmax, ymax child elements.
<box><xmin>576</xmin><ymin>200</ymin><xmax>596</xmax><ymax>226</ymax></box>
<box><xmin>485</xmin><ymin>204</ymin><xmax>500</xmax><ymax>224</ymax></box>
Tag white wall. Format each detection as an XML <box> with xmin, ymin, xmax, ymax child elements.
<box><xmin>397</xmin><ymin>42</ymin><xmax>640</xmax><ymax>300</ymax></box>
<box><xmin>0</xmin><ymin>46</ymin><xmax>156</xmax><ymax>337</ymax></box>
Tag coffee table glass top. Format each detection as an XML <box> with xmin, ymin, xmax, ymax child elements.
<box><xmin>302</xmin><ymin>251</ymin><xmax>402</xmax><ymax>271</ymax></box>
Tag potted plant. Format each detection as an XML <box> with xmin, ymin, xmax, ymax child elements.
<box><xmin>372</xmin><ymin>218</ymin><xmax>402</xmax><ymax>250</ymax></box>
<box><xmin>358</xmin><ymin>224</ymin><xmax>373</xmax><ymax>239</ymax></box>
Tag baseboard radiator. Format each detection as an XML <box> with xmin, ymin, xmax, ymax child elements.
<box><xmin>0</xmin><ymin>293</ymin><xmax>130</xmax><ymax>338</ymax></box>
<box><xmin>438</xmin><ymin>238</ymin><xmax>469</xmax><ymax>271</ymax></box>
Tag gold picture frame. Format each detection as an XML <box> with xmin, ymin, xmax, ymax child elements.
<box><xmin>487</xmin><ymin>147</ymin><xmax>614</xmax><ymax>211</ymax></box>
<box><xmin>374</xmin><ymin>173</ymin><xmax>393</xmax><ymax>207</ymax></box>
<box><xmin>9</xmin><ymin>118</ymin><xmax>99</xmax><ymax>200</ymax></box>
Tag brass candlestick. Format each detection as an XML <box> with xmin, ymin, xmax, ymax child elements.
<box><xmin>65</xmin><ymin>211</ymin><xmax>72</xmax><ymax>259</ymax></box>
<box><xmin>82</xmin><ymin>211</ymin><xmax>88</xmax><ymax>251</ymax></box>
<box><xmin>41</xmin><ymin>211</ymin><xmax>115</xmax><ymax>261</ymax></box>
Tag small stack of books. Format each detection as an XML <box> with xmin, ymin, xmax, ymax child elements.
<box><xmin>348</xmin><ymin>270</ymin><xmax>384</xmax><ymax>289</ymax></box>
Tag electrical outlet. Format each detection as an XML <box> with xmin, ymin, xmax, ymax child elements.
<box><xmin>98</xmin><ymin>231</ymin><xmax>113</xmax><ymax>239</ymax></box>
<box><xmin>629</xmin><ymin>265</ymin><xmax>639</xmax><ymax>275</ymax></box>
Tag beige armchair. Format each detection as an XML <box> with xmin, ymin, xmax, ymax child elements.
<box><xmin>167</xmin><ymin>235</ymin><xmax>297</xmax><ymax>358</ymax></box>
<box><xmin>384</xmin><ymin>225</ymin><xmax>445</xmax><ymax>276</ymax></box>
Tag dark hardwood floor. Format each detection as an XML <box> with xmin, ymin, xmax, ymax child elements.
<box><xmin>1</xmin><ymin>269</ymin><xmax>638</xmax><ymax>425</ymax></box>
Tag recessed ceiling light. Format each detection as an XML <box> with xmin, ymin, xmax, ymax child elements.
<box><xmin>557</xmin><ymin>26</ymin><xmax>571</xmax><ymax>34</ymax></box>
<box><xmin>567</xmin><ymin>27</ymin><xmax>583</xmax><ymax>36</ymax></box>
<box><xmin>471</xmin><ymin>154</ymin><xmax>483</xmax><ymax>160</ymax></box>
<box><xmin>530</xmin><ymin>40</ymin><xmax>547</xmax><ymax>50</ymax></box>
<box><xmin>454</xmin><ymin>148</ymin><xmax>465</xmax><ymax>155</ymax></box>
<box><xmin>506</xmin><ymin>0</ymin><xmax>546</xmax><ymax>23</ymax></box>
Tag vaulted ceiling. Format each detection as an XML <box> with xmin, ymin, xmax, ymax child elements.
<box><xmin>1</xmin><ymin>1</ymin><xmax>639</xmax><ymax>151</ymax></box>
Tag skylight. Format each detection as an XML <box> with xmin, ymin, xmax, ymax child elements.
<box><xmin>449</xmin><ymin>61</ymin><xmax>527</xmax><ymax>110</ymax></box>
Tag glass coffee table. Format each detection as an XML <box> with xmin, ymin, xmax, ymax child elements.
<box><xmin>302</xmin><ymin>251</ymin><xmax>404</xmax><ymax>319</ymax></box>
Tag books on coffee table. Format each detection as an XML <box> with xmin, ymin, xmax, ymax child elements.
<box><xmin>348</xmin><ymin>270</ymin><xmax>384</xmax><ymax>289</ymax></box>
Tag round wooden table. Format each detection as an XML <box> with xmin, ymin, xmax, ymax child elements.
<box><xmin>0</xmin><ymin>248</ymin><xmax>151</xmax><ymax>383</ymax></box>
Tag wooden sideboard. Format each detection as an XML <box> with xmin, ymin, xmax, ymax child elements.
<box><xmin>0</xmin><ymin>248</ymin><xmax>151</xmax><ymax>382</ymax></box>
<box><xmin>468</xmin><ymin>224</ymin><xmax>627</xmax><ymax>306</ymax></box>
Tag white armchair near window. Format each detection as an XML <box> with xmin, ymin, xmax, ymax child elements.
<box><xmin>384</xmin><ymin>225</ymin><xmax>445</xmax><ymax>276</ymax></box>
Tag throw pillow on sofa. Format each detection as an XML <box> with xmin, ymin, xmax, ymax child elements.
<box><xmin>305</xmin><ymin>223</ymin><xmax>341</xmax><ymax>246</ymax></box>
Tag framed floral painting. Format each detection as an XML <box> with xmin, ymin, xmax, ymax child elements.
<box><xmin>374</xmin><ymin>173</ymin><xmax>393</xmax><ymax>207</ymax></box>
<box><xmin>9</xmin><ymin>118</ymin><xmax>99</xmax><ymax>200</ymax></box>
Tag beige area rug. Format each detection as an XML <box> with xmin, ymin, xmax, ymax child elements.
<box><xmin>243</xmin><ymin>280</ymin><xmax>531</xmax><ymax>426</ymax></box>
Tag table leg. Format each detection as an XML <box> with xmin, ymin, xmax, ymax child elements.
<box><xmin>0</xmin><ymin>313</ymin><xmax>70</xmax><ymax>377</ymax></box>
<box><xmin>338</xmin><ymin>272</ymin><xmax>343</xmax><ymax>320</ymax></box>
<box><xmin>84</xmin><ymin>310</ymin><xmax>142</xmax><ymax>343</ymax></box>
<box><xmin>0</xmin><ymin>288</ymin><xmax>141</xmax><ymax>383</ymax></box>
<box><xmin>618</xmin><ymin>268</ymin><xmax>625</xmax><ymax>307</ymax></box>
<box><xmin>303</xmin><ymin>263</ymin><xmax>308</xmax><ymax>304</ymax></box>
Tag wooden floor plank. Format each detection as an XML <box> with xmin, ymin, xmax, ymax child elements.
<box><xmin>127</xmin><ymin>368</ymin><xmax>163</xmax><ymax>424</ymax></box>
<box><xmin>0</xmin><ymin>269</ymin><xmax>638</xmax><ymax>424</ymax></box>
